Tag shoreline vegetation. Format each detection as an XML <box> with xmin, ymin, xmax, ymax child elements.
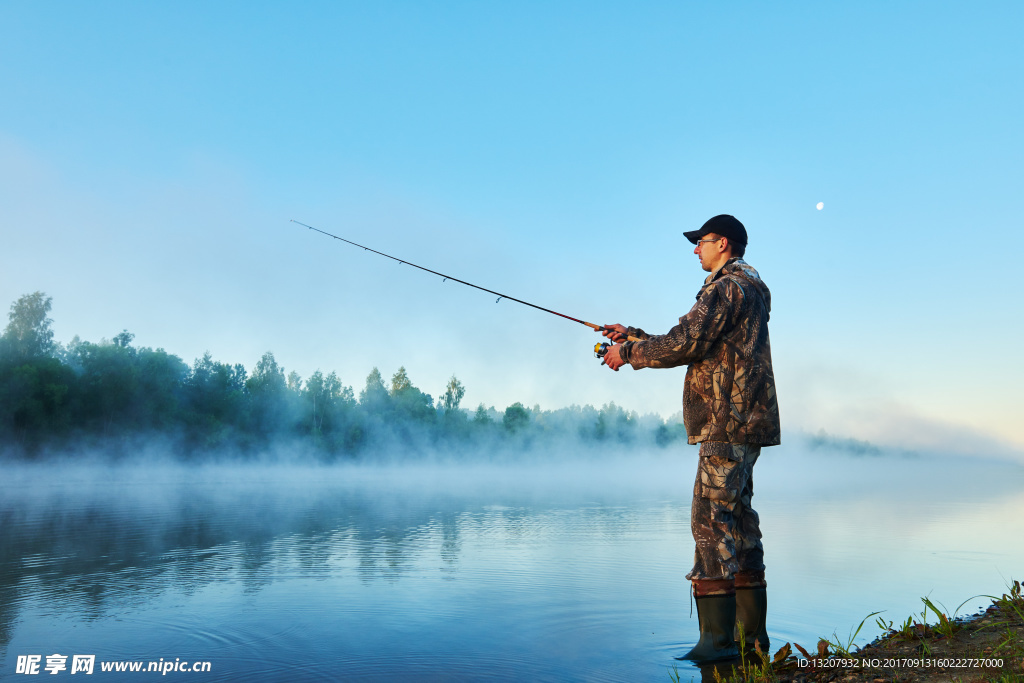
<box><xmin>0</xmin><ymin>291</ymin><xmax>697</xmax><ymax>459</ymax></box>
<box><xmin>681</xmin><ymin>580</ymin><xmax>1024</xmax><ymax>683</ymax></box>
<box><xmin>0</xmin><ymin>291</ymin><xmax>990</xmax><ymax>463</ymax></box>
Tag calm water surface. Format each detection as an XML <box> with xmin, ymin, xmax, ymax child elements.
<box><xmin>2</xmin><ymin>447</ymin><xmax>1023</xmax><ymax>681</ymax></box>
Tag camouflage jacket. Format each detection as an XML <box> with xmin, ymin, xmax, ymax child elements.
<box><xmin>619</xmin><ymin>258</ymin><xmax>781</xmax><ymax>446</ymax></box>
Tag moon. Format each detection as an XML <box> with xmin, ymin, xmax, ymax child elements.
<box><xmin>816</xmin><ymin>202</ymin><xmax>824</xmax><ymax>210</ymax></box>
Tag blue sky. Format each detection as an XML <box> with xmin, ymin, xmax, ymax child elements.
<box><xmin>2</xmin><ymin>2</ymin><xmax>1021</xmax><ymax>455</ymax></box>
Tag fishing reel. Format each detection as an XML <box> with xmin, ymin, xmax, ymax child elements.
<box><xmin>594</xmin><ymin>327</ymin><xmax>628</xmax><ymax>364</ymax></box>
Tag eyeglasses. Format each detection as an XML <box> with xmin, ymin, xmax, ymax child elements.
<box><xmin>696</xmin><ymin>238</ymin><xmax>723</xmax><ymax>247</ymax></box>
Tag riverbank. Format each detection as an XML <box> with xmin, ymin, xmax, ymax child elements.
<box><xmin>699</xmin><ymin>580</ymin><xmax>1024</xmax><ymax>682</ymax></box>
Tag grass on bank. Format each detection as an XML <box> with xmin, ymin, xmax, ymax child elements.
<box><xmin>670</xmin><ymin>580</ymin><xmax>1024</xmax><ymax>683</ymax></box>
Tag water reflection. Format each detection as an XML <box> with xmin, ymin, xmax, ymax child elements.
<box><xmin>1</xmin><ymin>450</ymin><xmax>1022</xmax><ymax>681</ymax></box>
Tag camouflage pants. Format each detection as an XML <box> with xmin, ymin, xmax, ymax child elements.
<box><xmin>685</xmin><ymin>442</ymin><xmax>764</xmax><ymax>582</ymax></box>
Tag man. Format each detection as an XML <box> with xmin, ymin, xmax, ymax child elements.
<box><xmin>600</xmin><ymin>214</ymin><xmax>780</xmax><ymax>662</ymax></box>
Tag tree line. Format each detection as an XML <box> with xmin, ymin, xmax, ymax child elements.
<box><xmin>0</xmin><ymin>292</ymin><xmax>688</xmax><ymax>459</ymax></box>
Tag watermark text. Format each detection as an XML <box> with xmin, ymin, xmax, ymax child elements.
<box><xmin>16</xmin><ymin>655</ymin><xmax>211</xmax><ymax>675</ymax></box>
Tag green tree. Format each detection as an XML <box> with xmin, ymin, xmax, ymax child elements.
<box><xmin>132</xmin><ymin>346</ymin><xmax>188</xmax><ymax>430</ymax></box>
<box><xmin>0</xmin><ymin>357</ymin><xmax>74</xmax><ymax>443</ymax></box>
<box><xmin>72</xmin><ymin>338</ymin><xmax>139</xmax><ymax>434</ymax></box>
<box><xmin>0</xmin><ymin>293</ymin><xmax>72</xmax><ymax>445</ymax></box>
<box><xmin>305</xmin><ymin>369</ymin><xmax>357</xmax><ymax>448</ymax></box>
<box><xmin>655</xmin><ymin>421</ymin><xmax>686</xmax><ymax>447</ymax></box>
<box><xmin>304</xmin><ymin>370</ymin><xmax>331</xmax><ymax>438</ymax></box>
<box><xmin>2</xmin><ymin>292</ymin><xmax>55</xmax><ymax>360</ymax></box>
<box><xmin>247</xmin><ymin>352</ymin><xmax>286</xmax><ymax>396</ymax></box>
<box><xmin>327</xmin><ymin>372</ymin><xmax>347</xmax><ymax>398</ymax></box>
<box><xmin>442</xmin><ymin>375</ymin><xmax>466</xmax><ymax>413</ymax></box>
<box><xmin>387</xmin><ymin>366</ymin><xmax>434</xmax><ymax>423</ymax></box>
<box><xmin>112</xmin><ymin>330</ymin><xmax>134</xmax><ymax>348</ymax></box>
<box><xmin>599</xmin><ymin>402</ymin><xmax>635</xmax><ymax>443</ymax></box>
<box><xmin>326</xmin><ymin>371</ymin><xmax>354</xmax><ymax>407</ymax></box>
<box><xmin>502</xmin><ymin>402</ymin><xmax>530</xmax><ymax>433</ymax></box>
<box><xmin>390</xmin><ymin>366</ymin><xmax>412</xmax><ymax>396</ymax></box>
<box><xmin>183</xmin><ymin>352</ymin><xmax>248</xmax><ymax>445</ymax></box>
<box><xmin>305</xmin><ymin>370</ymin><xmax>325</xmax><ymax>432</ymax></box>
<box><xmin>473</xmin><ymin>403</ymin><xmax>493</xmax><ymax>425</ymax></box>
<box><xmin>359</xmin><ymin>367</ymin><xmax>388</xmax><ymax>407</ymax></box>
<box><xmin>246</xmin><ymin>351</ymin><xmax>287</xmax><ymax>439</ymax></box>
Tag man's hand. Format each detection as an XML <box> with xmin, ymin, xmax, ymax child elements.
<box><xmin>601</xmin><ymin>323</ymin><xmax>628</xmax><ymax>342</ymax></box>
<box><xmin>602</xmin><ymin>343</ymin><xmax>627</xmax><ymax>371</ymax></box>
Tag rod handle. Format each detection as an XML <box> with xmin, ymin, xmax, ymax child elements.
<box><xmin>585</xmin><ymin>321</ymin><xmax>642</xmax><ymax>343</ymax></box>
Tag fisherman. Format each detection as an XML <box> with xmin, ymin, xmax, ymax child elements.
<box><xmin>599</xmin><ymin>214</ymin><xmax>781</xmax><ymax>662</ymax></box>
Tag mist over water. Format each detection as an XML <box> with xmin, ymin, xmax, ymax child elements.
<box><xmin>3</xmin><ymin>444</ymin><xmax>1023</xmax><ymax>681</ymax></box>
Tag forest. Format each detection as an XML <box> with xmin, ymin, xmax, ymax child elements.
<box><xmin>0</xmin><ymin>292</ymin><xmax>688</xmax><ymax>459</ymax></box>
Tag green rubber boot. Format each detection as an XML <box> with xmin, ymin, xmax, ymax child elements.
<box><xmin>678</xmin><ymin>594</ymin><xmax>740</xmax><ymax>663</ymax></box>
<box><xmin>735</xmin><ymin>586</ymin><xmax>770</xmax><ymax>656</ymax></box>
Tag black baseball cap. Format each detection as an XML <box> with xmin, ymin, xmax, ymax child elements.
<box><xmin>684</xmin><ymin>214</ymin><xmax>748</xmax><ymax>246</ymax></box>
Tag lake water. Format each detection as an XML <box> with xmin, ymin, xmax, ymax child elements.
<box><xmin>2</xmin><ymin>445</ymin><xmax>1023</xmax><ymax>682</ymax></box>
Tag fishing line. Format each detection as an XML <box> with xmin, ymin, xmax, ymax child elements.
<box><xmin>292</xmin><ymin>219</ymin><xmax>638</xmax><ymax>344</ymax></box>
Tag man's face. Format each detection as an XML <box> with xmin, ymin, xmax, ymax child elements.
<box><xmin>693</xmin><ymin>233</ymin><xmax>725</xmax><ymax>272</ymax></box>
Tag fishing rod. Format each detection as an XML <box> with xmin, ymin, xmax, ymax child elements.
<box><xmin>291</xmin><ymin>220</ymin><xmax>640</xmax><ymax>358</ymax></box>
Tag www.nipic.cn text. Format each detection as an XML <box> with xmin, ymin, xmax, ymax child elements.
<box><xmin>15</xmin><ymin>655</ymin><xmax>212</xmax><ymax>675</ymax></box>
